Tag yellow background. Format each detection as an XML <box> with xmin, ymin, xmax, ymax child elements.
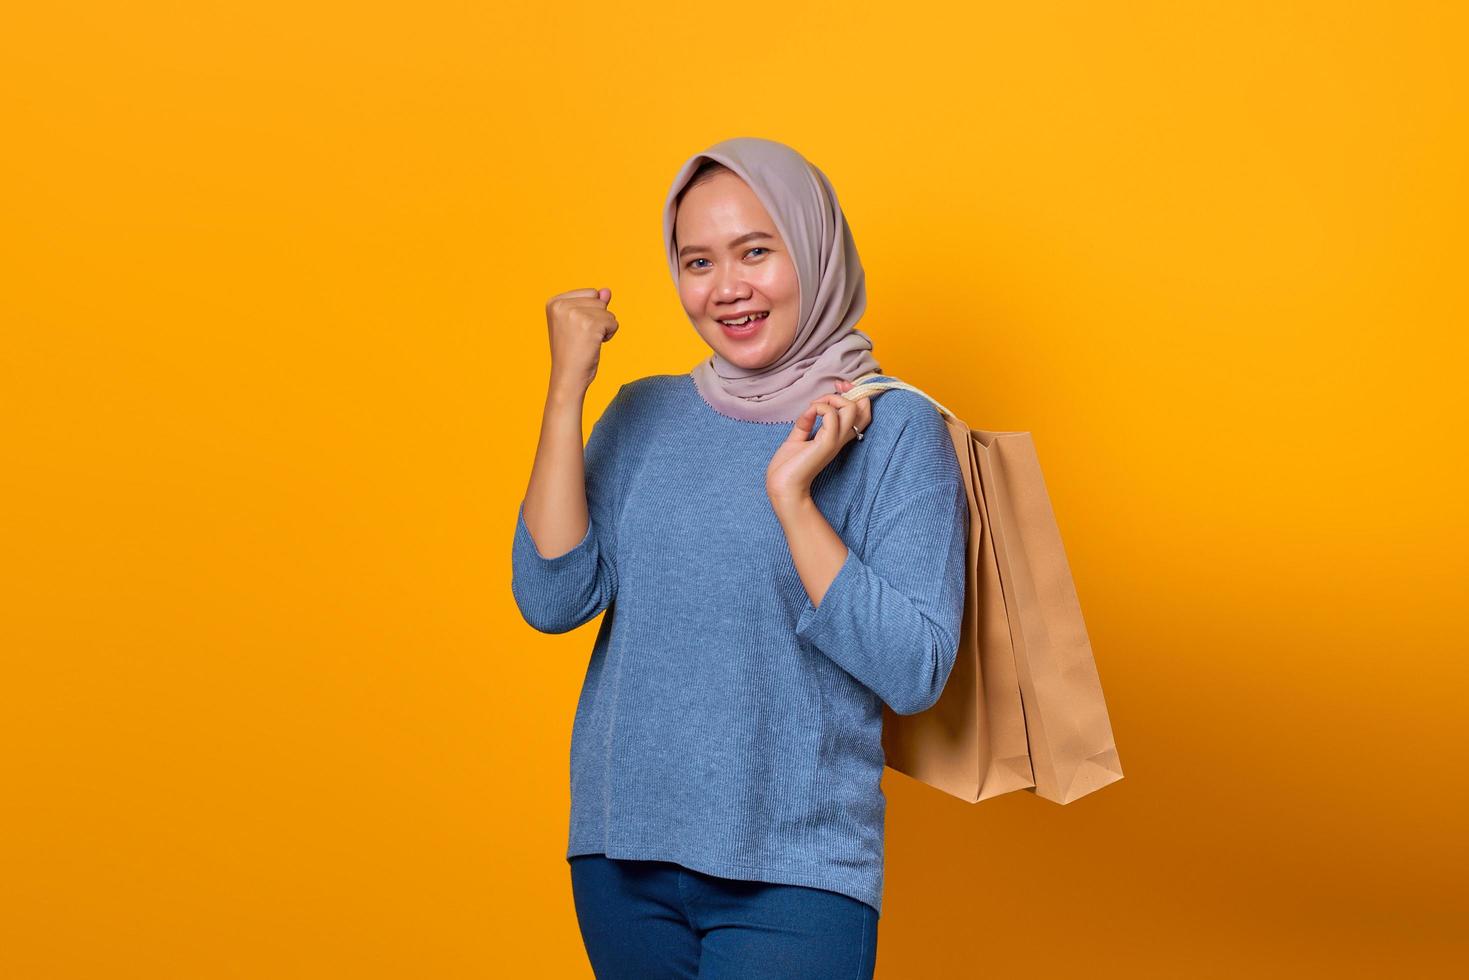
<box><xmin>4</xmin><ymin>2</ymin><xmax>1465</xmax><ymax>977</ymax></box>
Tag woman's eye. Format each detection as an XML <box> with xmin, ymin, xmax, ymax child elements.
<box><xmin>686</xmin><ymin>248</ymin><xmax>768</xmax><ymax>271</ymax></box>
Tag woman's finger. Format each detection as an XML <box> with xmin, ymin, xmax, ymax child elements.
<box><xmin>808</xmin><ymin>394</ymin><xmax>870</xmax><ymax>450</ymax></box>
<box><xmin>812</xmin><ymin>401</ymin><xmax>841</xmax><ymax>448</ymax></box>
<box><xmin>820</xmin><ymin>396</ymin><xmax>861</xmax><ymax>442</ymax></box>
<box><xmin>834</xmin><ymin>398</ymin><xmax>860</xmax><ymax>445</ymax></box>
<box><xmin>784</xmin><ymin>402</ymin><xmax>819</xmax><ymax>444</ymax></box>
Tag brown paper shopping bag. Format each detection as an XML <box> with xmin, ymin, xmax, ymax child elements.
<box><xmin>845</xmin><ymin>374</ymin><xmax>1123</xmax><ymax>805</ymax></box>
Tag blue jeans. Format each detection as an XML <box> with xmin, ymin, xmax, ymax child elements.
<box><xmin>569</xmin><ymin>854</ymin><xmax>879</xmax><ymax>979</ymax></box>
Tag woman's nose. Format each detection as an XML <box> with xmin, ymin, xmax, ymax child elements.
<box><xmin>714</xmin><ymin>269</ymin><xmax>750</xmax><ymax>296</ymax></box>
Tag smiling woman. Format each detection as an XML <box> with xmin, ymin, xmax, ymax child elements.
<box><xmin>515</xmin><ymin>136</ymin><xmax>967</xmax><ymax>980</ymax></box>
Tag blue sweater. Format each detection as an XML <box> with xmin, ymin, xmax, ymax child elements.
<box><xmin>510</xmin><ymin>371</ymin><xmax>968</xmax><ymax>916</ymax></box>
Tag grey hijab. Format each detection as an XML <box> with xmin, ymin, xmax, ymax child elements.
<box><xmin>663</xmin><ymin>137</ymin><xmax>882</xmax><ymax>423</ymax></box>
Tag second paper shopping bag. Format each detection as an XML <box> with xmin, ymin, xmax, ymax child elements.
<box><xmin>844</xmin><ymin>374</ymin><xmax>1123</xmax><ymax>805</ymax></box>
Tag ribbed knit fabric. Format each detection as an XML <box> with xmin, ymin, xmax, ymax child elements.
<box><xmin>510</xmin><ymin>371</ymin><xmax>968</xmax><ymax>917</ymax></box>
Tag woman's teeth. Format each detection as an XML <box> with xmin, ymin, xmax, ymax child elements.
<box><xmin>717</xmin><ymin>312</ymin><xmax>770</xmax><ymax>326</ymax></box>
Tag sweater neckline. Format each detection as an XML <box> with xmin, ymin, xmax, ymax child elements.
<box><xmin>683</xmin><ymin>372</ymin><xmax>793</xmax><ymax>426</ymax></box>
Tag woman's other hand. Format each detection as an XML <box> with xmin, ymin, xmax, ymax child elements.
<box><xmin>546</xmin><ymin>287</ymin><xmax>619</xmax><ymax>397</ymax></box>
<box><xmin>765</xmin><ymin>379</ymin><xmax>873</xmax><ymax>508</ymax></box>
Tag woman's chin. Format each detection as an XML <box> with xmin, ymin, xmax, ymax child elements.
<box><xmin>695</xmin><ymin>323</ymin><xmax>794</xmax><ymax>369</ymax></box>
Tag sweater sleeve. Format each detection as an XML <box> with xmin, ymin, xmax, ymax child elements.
<box><xmin>794</xmin><ymin>408</ymin><xmax>969</xmax><ymax>715</ymax></box>
<box><xmin>510</xmin><ymin>384</ymin><xmax>631</xmax><ymax>634</ymax></box>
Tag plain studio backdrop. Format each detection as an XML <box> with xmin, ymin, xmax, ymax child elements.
<box><xmin>2</xmin><ymin>2</ymin><xmax>1465</xmax><ymax>978</ymax></box>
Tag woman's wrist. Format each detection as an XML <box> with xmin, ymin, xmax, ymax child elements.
<box><xmin>767</xmin><ymin>488</ymin><xmax>813</xmax><ymax>521</ymax></box>
<box><xmin>546</xmin><ymin>373</ymin><xmax>589</xmax><ymax>408</ymax></box>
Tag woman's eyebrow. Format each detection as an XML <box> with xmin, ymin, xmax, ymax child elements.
<box><xmin>678</xmin><ymin>230</ymin><xmax>775</xmax><ymax>258</ymax></box>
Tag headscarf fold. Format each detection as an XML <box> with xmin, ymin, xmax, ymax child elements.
<box><xmin>662</xmin><ymin>137</ymin><xmax>882</xmax><ymax>423</ymax></box>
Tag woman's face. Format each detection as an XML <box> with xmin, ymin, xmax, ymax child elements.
<box><xmin>675</xmin><ymin>171</ymin><xmax>801</xmax><ymax>370</ymax></box>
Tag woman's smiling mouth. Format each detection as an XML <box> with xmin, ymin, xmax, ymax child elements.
<box><xmin>715</xmin><ymin>310</ymin><xmax>770</xmax><ymax>337</ymax></box>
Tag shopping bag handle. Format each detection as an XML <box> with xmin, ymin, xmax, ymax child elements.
<box><xmin>843</xmin><ymin>372</ymin><xmax>960</xmax><ymax>423</ymax></box>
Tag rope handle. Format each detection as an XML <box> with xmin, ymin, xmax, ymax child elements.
<box><xmin>842</xmin><ymin>372</ymin><xmax>960</xmax><ymax>423</ymax></box>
